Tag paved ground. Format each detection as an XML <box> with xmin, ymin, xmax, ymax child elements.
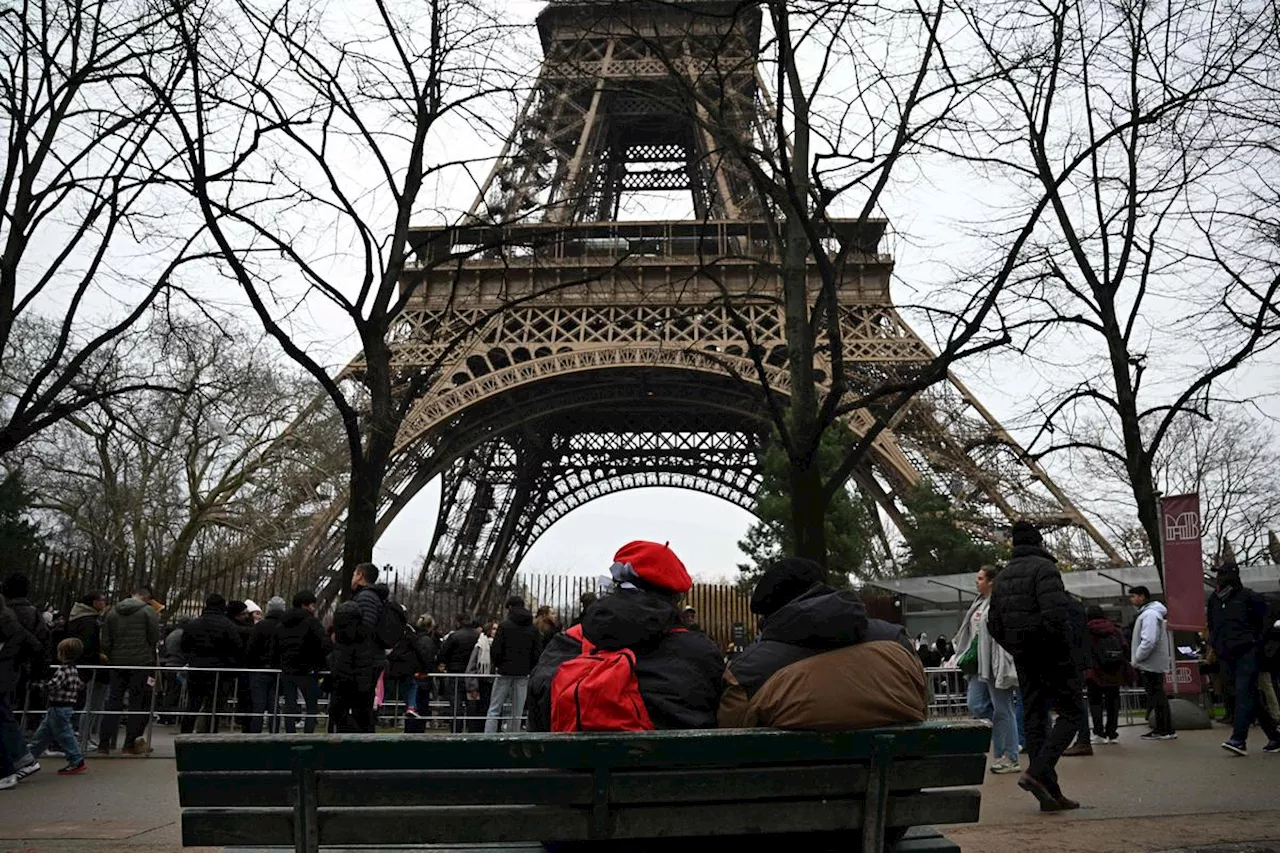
<box><xmin>0</xmin><ymin>724</ymin><xmax>1277</xmax><ymax>853</ymax></box>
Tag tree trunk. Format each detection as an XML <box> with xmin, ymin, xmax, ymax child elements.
<box><xmin>340</xmin><ymin>332</ymin><xmax>398</xmax><ymax>598</ymax></box>
<box><xmin>776</xmin><ymin>5</ymin><xmax>827</xmax><ymax>566</ymax></box>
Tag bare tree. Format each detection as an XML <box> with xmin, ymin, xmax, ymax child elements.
<box><xmin>619</xmin><ymin>0</ymin><xmax>1079</xmax><ymax>568</ymax></box>
<box><xmin>147</xmin><ymin>0</ymin><xmax>543</xmax><ymax>595</ymax></box>
<box><xmin>961</xmin><ymin>0</ymin><xmax>1280</xmax><ymax>577</ymax></box>
<box><xmin>0</xmin><ymin>0</ymin><xmax>209</xmax><ymax>456</ymax></box>
<box><xmin>1078</xmin><ymin>405</ymin><xmax>1280</xmax><ymax>567</ymax></box>
<box><xmin>14</xmin><ymin>316</ymin><xmax>342</xmax><ymax>607</ymax></box>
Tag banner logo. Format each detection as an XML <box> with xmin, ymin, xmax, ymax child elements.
<box><xmin>1163</xmin><ymin>511</ymin><xmax>1200</xmax><ymax>542</ymax></box>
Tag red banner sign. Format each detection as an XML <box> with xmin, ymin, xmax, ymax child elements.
<box><xmin>1160</xmin><ymin>493</ymin><xmax>1206</xmax><ymax>632</ymax></box>
<box><xmin>1163</xmin><ymin>660</ymin><xmax>1202</xmax><ymax>696</ymax></box>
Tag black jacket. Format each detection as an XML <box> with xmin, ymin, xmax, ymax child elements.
<box><xmin>245</xmin><ymin>610</ymin><xmax>284</xmax><ymax>669</ymax></box>
<box><xmin>352</xmin><ymin>583</ymin><xmax>389</xmax><ymax>667</ymax></box>
<box><xmin>0</xmin><ymin>599</ymin><xmax>38</xmax><ymax>694</ymax></box>
<box><xmin>438</xmin><ymin>625</ymin><xmax>480</xmax><ymax>673</ymax></box>
<box><xmin>726</xmin><ymin>584</ymin><xmax>869</xmax><ymax>701</ymax></box>
<box><xmin>1208</xmin><ymin>584</ymin><xmax>1270</xmax><ymax>660</ymax></box>
<box><xmin>388</xmin><ymin>626</ymin><xmax>437</xmax><ymax>678</ymax></box>
<box><xmin>181</xmin><ymin>606</ymin><xmax>244</xmax><ymax>668</ymax></box>
<box><xmin>65</xmin><ymin>603</ymin><xmax>103</xmax><ymax>681</ymax></box>
<box><xmin>8</xmin><ymin>596</ymin><xmax>50</xmax><ymax>667</ymax></box>
<box><xmin>987</xmin><ymin>544</ymin><xmax>1072</xmax><ymax>663</ymax></box>
<box><xmin>491</xmin><ymin>607</ymin><xmax>542</xmax><ymax>677</ymax></box>
<box><xmin>527</xmin><ymin>589</ymin><xmax>724</xmax><ymax>731</ymax></box>
<box><xmin>276</xmin><ymin>607</ymin><xmax>331</xmax><ymax>675</ymax></box>
<box><xmin>329</xmin><ymin>602</ymin><xmax>376</xmax><ymax>692</ymax></box>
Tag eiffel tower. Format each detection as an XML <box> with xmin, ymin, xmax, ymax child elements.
<box><xmin>295</xmin><ymin>0</ymin><xmax>1119</xmax><ymax>612</ymax></box>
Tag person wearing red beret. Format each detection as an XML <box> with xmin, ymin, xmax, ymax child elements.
<box><xmin>526</xmin><ymin>541</ymin><xmax>724</xmax><ymax>730</ymax></box>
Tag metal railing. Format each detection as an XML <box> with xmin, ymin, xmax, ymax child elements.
<box><xmin>17</xmin><ymin>664</ymin><xmax>1191</xmax><ymax>758</ymax></box>
<box><xmin>16</xmin><ymin>665</ymin><xmax>528</xmax><ymax>753</ymax></box>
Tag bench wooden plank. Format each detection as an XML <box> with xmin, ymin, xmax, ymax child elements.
<box><xmin>179</xmin><ymin>754</ymin><xmax>985</xmax><ymax>809</ymax></box>
<box><xmin>174</xmin><ymin>722</ymin><xmax>991</xmax><ymax>772</ymax></box>
<box><xmin>181</xmin><ymin>790</ymin><xmax>980</xmax><ymax>847</ymax></box>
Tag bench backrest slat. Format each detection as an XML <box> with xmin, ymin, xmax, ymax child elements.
<box><xmin>178</xmin><ymin>753</ymin><xmax>985</xmax><ymax>809</ymax></box>
<box><xmin>174</xmin><ymin>722</ymin><xmax>991</xmax><ymax>771</ymax></box>
<box><xmin>182</xmin><ymin>790</ymin><xmax>981</xmax><ymax>847</ymax></box>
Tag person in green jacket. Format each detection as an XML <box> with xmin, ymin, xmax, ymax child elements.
<box><xmin>98</xmin><ymin>586</ymin><xmax>159</xmax><ymax>755</ymax></box>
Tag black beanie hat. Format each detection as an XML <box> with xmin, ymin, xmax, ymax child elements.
<box><xmin>1011</xmin><ymin>520</ymin><xmax>1042</xmax><ymax>547</ymax></box>
<box><xmin>750</xmin><ymin>557</ymin><xmax>828</xmax><ymax>616</ymax></box>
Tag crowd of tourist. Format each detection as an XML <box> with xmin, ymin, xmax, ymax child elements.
<box><xmin>2</xmin><ymin>526</ymin><xmax>1279</xmax><ymax>815</ymax></box>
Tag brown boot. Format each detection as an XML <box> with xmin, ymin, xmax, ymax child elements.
<box><xmin>1018</xmin><ymin>773</ymin><xmax>1059</xmax><ymax>809</ymax></box>
<box><xmin>1063</xmin><ymin>742</ymin><xmax>1093</xmax><ymax>756</ymax></box>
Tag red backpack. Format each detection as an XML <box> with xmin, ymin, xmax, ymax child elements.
<box><xmin>551</xmin><ymin>625</ymin><xmax>656</xmax><ymax>732</ymax></box>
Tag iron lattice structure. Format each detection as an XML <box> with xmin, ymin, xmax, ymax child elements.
<box><xmin>292</xmin><ymin>0</ymin><xmax>1118</xmax><ymax>612</ymax></box>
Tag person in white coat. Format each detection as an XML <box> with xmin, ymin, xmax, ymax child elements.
<box><xmin>952</xmin><ymin>565</ymin><xmax>1021</xmax><ymax>773</ymax></box>
<box><xmin>1129</xmin><ymin>586</ymin><xmax>1176</xmax><ymax>740</ymax></box>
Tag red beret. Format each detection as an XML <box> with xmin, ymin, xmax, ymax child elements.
<box><xmin>610</xmin><ymin>541</ymin><xmax>691</xmax><ymax>594</ymax></box>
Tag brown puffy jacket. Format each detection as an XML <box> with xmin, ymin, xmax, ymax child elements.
<box><xmin>717</xmin><ymin>584</ymin><xmax>927</xmax><ymax>730</ymax></box>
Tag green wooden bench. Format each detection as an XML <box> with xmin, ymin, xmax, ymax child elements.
<box><xmin>176</xmin><ymin>721</ymin><xmax>990</xmax><ymax>853</ymax></box>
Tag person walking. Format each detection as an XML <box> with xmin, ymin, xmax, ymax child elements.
<box><xmin>98</xmin><ymin>586</ymin><xmax>160</xmax><ymax>756</ymax></box>
<box><xmin>1128</xmin><ymin>586</ymin><xmax>1176</xmax><ymax>741</ymax></box>
<box><xmin>1</xmin><ymin>592</ymin><xmax>40</xmax><ymax>789</ymax></box>
<box><xmin>1083</xmin><ymin>606</ymin><xmax>1130</xmax><ymax>744</ymax></box>
<box><xmin>1208</xmin><ymin>563</ymin><xmax>1280</xmax><ymax>755</ymax></box>
<box><xmin>952</xmin><ymin>565</ymin><xmax>1020</xmax><ymax>774</ymax></box>
<box><xmin>25</xmin><ymin>638</ymin><xmax>88</xmax><ymax>776</ymax></box>
<box><xmin>485</xmin><ymin>597</ymin><xmax>542</xmax><ymax>733</ymax></box>
<box><xmin>987</xmin><ymin>521</ymin><xmax>1082</xmax><ymax>812</ymax></box>
<box><xmin>1062</xmin><ymin>597</ymin><xmax>1094</xmax><ymax>757</ymax></box>
<box><xmin>276</xmin><ymin>591</ymin><xmax>331</xmax><ymax>734</ymax></box>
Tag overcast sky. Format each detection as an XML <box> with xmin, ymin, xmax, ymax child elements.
<box><xmin>16</xmin><ymin>0</ymin><xmax>1278</xmax><ymax>582</ymax></box>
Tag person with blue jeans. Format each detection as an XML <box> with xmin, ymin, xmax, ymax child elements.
<box><xmin>1209</xmin><ymin>563</ymin><xmax>1280</xmax><ymax>755</ymax></box>
<box><xmin>485</xmin><ymin>597</ymin><xmax>543</xmax><ymax>733</ymax></box>
<box><xmin>952</xmin><ymin>565</ymin><xmax>1020</xmax><ymax>773</ymax></box>
<box><xmin>28</xmin><ymin>638</ymin><xmax>87</xmax><ymax>775</ymax></box>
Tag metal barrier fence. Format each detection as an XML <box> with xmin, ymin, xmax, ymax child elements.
<box><xmin>16</xmin><ymin>665</ymin><xmax>531</xmax><ymax>752</ymax></box>
<box><xmin>17</xmin><ymin>664</ymin><xmax>1176</xmax><ymax>757</ymax></box>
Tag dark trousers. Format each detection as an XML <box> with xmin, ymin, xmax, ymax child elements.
<box><xmin>1016</xmin><ymin>659</ymin><xmax>1083</xmax><ymax>794</ymax></box>
<box><xmin>1139</xmin><ymin>670</ymin><xmax>1174</xmax><ymax>735</ymax></box>
<box><xmin>443</xmin><ymin>677</ymin><xmax>468</xmax><ymax>733</ymax></box>
<box><xmin>0</xmin><ymin>694</ymin><xmax>19</xmax><ymax>776</ymax></box>
<box><xmin>247</xmin><ymin>672</ymin><xmax>280</xmax><ymax>734</ymax></box>
<box><xmin>1224</xmin><ymin>648</ymin><xmax>1280</xmax><ymax>745</ymax></box>
<box><xmin>329</xmin><ymin>683</ymin><xmax>375</xmax><ymax>733</ymax></box>
<box><xmin>280</xmin><ymin>674</ymin><xmax>321</xmax><ymax>734</ymax></box>
<box><xmin>1088</xmin><ymin>683</ymin><xmax>1120</xmax><ymax>739</ymax></box>
<box><xmin>99</xmin><ymin>669</ymin><xmax>152</xmax><ymax>748</ymax></box>
<box><xmin>181</xmin><ymin>671</ymin><xmax>233</xmax><ymax>734</ymax></box>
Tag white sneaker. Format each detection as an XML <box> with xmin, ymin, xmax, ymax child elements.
<box><xmin>14</xmin><ymin>761</ymin><xmax>40</xmax><ymax>781</ymax></box>
<box><xmin>990</xmin><ymin>758</ymin><xmax>1021</xmax><ymax>774</ymax></box>
<box><xmin>0</xmin><ymin>774</ymin><xmax>17</xmax><ymax>790</ymax></box>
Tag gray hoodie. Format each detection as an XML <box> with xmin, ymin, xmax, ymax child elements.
<box><xmin>1131</xmin><ymin>600</ymin><xmax>1172</xmax><ymax>674</ymax></box>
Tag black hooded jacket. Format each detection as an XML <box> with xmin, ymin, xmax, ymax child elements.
<box><xmin>491</xmin><ymin>607</ymin><xmax>542</xmax><ymax>677</ymax></box>
<box><xmin>276</xmin><ymin>607</ymin><xmax>331</xmax><ymax>675</ymax></box>
<box><xmin>527</xmin><ymin>589</ymin><xmax>724</xmax><ymax>731</ymax></box>
<box><xmin>726</xmin><ymin>584</ymin><xmax>869</xmax><ymax>701</ymax></box>
<box><xmin>987</xmin><ymin>543</ymin><xmax>1072</xmax><ymax>663</ymax></box>
<box><xmin>329</xmin><ymin>601</ymin><xmax>376</xmax><ymax>692</ymax></box>
<box><xmin>245</xmin><ymin>609</ymin><xmax>285</xmax><ymax>669</ymax></box>
<box><xmin>181</xmin><ymin>605</ymin><xmax>244</xmax><ymax>668</ymax></box>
